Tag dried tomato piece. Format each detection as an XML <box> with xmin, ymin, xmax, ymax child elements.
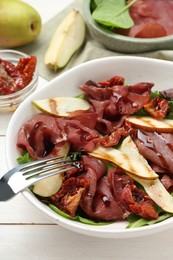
<box><xmin>16</xmin><ymin>56</ymin><xmax>37</xmax><ymax>86</ymax></box>
<box><xmin>0</xmin><ymin>63</ymin><xmax>17</xmax><ymax>94</ymax></box>
<box><xmin>0</xmin><ymin>56</ymin><xmax>37</xmax><ymax>95</ymax></box>
<box><xmin>0</xmin><ymin>59</ymin><xmax>16</xmax><ymax>74</ymax></box>
<box><xmin>100</xmin><ymin>121</ymin><xmax>132</xmax><ymax>147</ymax></box>
<box><xmin>144</xmin><ymin>97</ymin><xmax>169</xmax><ymax>119</ymax></box>
<box><xmin>98</xmin><ymin>75</ymin><xmax>125</xmax><ymax>87</ymax></box>
<box><xmin>51</xmin><ymin>177</ymin><xmax>88</xmax><ymax>217</ymax></box>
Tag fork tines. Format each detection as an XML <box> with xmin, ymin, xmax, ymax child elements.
<box><xmin>20</xmin><ymin>156</ymin><xmax>75</xmax><ymax>180</ymax></box>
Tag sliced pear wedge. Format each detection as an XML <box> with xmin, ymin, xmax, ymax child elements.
<box><xmin>44</xmin><ymin>9</ymin><xmax>86</xmax><ymax>70</ymax></box>
<box><xmin>128</xmin><ymin>173</ymin><xmax>173</xmax><ymax>213</ymax></box>
<box><xmin>32</xmin><ymin>97</ymin><xmax>90</xmax><ymax>117</ymax></box>
<box><xmin>126</xmin><ymin>116</ymin><xmax>173</xmax><ymax>132</ymax></box>
<box><xmin>32</xmin><ymin>142</ymin><xmax>70</xmax><ymax>197</ymax></box>
<box><xmin>90</xmin><ymin>136</ymin><xmax>158</xmax><ymax>180</ymax></box>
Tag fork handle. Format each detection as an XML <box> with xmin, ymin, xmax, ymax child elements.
<box><xmin>0</xmin><ymin>179</ymin><xmax>15</xmax><ymax>201</ymax></box>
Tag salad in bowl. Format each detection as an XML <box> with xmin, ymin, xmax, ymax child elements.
<box><xmin>6</xmin><ymin>56</ymin><xmax>173</xmax><ymax>238</ymax></box>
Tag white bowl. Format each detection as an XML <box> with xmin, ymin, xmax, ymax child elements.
<box><xmin>6</xmin><ymin>56</ymin><xmax>173</xmax><ymax>239</ymax></box>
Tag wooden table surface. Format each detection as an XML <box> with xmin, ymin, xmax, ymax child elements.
<box><xmin>1</xmin><ymin>1</ymin><xmax>173</xmax><ymax>259</ymax></box>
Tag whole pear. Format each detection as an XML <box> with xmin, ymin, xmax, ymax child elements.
<box><xmin>0</xmin><ymin>0</ymin><xmax>42</xmax><ymax>47</ymax></box>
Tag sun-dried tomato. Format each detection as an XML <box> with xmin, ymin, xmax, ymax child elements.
<box><xmin>16</xmin><ymin>56</ymin><xmax>37</xmax><ymax>86</ymax></box>
<box><xmin>98</xmin><ymin>75</ymin><xmax>125</xmax><ymax>87</ymax></box>
<box><xmin>100</xmin><ymin>121</ymin><xmax>132</xmax><ymax>147</ymax></box>
<box><xmin>51</xmin><ymin>177</ymin><xmax>88</xmax><ymax>217</ymax></box>
<box><xmin>144</xmin><ymin>97</ymin><xmax>169</xmax><ymax>119</ymax></box>
<box><xmin>0</xmin><ymin>56</ymin><xmax>37</xmax><ymax>95</ymax></box>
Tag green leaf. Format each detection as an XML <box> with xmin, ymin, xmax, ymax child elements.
<box><xmin>17</xmin><ymin>151</ymin><xmax>34</xmax><ymax>165</ymax></box>
<box><xmin>49</xmin><ymin>204</ymin><xmax>113</xmax><ymax>226</ymax></box>
<box><xmin>150</xmin><ymin>90</ymin><xmax>163</xmax><ymax>100</ymax></box>
<box><xmin>91</xmin><ymin>0</ymin><xmax>136</xmax><ymax>29</ymax></box>
<box><xmin>75</xmin><ymin>93</ymin><xmax>85</xmax><ymax>99</ymax></box>
<box><xmin>134</xmin><ymin>108</ymin><xmax>149</xmax><ymax>117</ymax></box>
<box><xmin>49</xmin><ymin>204</ymin><xmax>78</xmax><ymax>220</ymax></box>
<box><xmin>66</xmin><ymin>151</ymin><xmax>82</xmax><ymax>162</ymax></box>
<box><xmin>126</xmin><ymin>212</ymin><xmax>173</xmax><ymax>229</ymax></box>
<box><xmin>93</xmin><ymin>0</ymin><xmax>104</xmax><ymax>7</ymax></box>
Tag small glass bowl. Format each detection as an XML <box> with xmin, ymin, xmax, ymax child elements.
<box><xmin>0</xmin><ymin>50</ymin><xmax>39</xmax><ymax>112</ymax></box>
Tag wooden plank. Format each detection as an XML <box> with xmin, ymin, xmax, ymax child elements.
<box><xmin>0</xmin><ymin>193</ymin><xmax>53</xmax><ymax>224</ymax></box>
<box><xmin>0</xmin><ymin>225</ymin><xmax>173</xmax><ymax>260</ymax></box>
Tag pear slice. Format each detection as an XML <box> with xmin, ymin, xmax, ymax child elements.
<box><xmin>44</xmin><ymin>9</ymin><xmax>86</xmax><ymax>70</ymax></box>
<box><xmin>128</xmin><ymin>173</ymin><xmax>173</xmax><ymax>213</ymax></box>
<box><xmin>90</xmin><ymin>136</ymin><xmax>158</xmax><ymax>180</ymax></box>
<box><xmin>126</xmin><ymin>116</ymin><xmax>173</xmax><ymax>132</ymax></box>
<box><xmin>32</xmin><ymin>142</ymin><xmax>70</xmax><ymax>197</ymax></box>
<box><xmin>32</xmin><ymin>97</ymin><xmax>90</xmax><ymax>117</ymax></box>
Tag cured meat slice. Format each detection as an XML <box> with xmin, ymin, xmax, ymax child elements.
<box><xmin>127</xmin><ymin>0</ymin><xmax>173</xmax><ymax>38</ymax></box>
<box><xmin>79</xmin><ymin>156</ymin><xmax>125</xmax><ymax>221</ymax></box>
<box><xmin>108</xmin><ymin>168</ymin><xmax>158</xmax><ymax>220</ymax></box>
<box><xmin>80</xmin><ymin>80</ymin><xmax>153</xmax><ymax>135</ymax></box>
<box><xmin>17</xmin><ymin>113</ymin><xmax>99</xmax><ymax>159</ymax></box>
<box><xmin>134</xmin><ymin>130</ymin><xmax>173</xmax><ymax>174</ymax></box>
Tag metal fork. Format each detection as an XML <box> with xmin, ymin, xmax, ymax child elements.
<box><xmin>0</xmin><ymin>156</ymin><xmax>76</xmax><ymax>201</ymax></box>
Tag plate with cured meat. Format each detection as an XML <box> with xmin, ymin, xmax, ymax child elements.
<box><xmin>6</xmin><ymin>56</ymin><xmax>173</xmax><ymax>238</ymax></box>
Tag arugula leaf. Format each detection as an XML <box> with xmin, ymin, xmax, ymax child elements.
<box><xmin>166</xmin><ymin>101</ymin><xmax>173</xmax><ymax>119</ymax></box>
<box><xmin>134</xmin><ymin>108</ymin><xmax>149</xmax><ymax>117</ymax></box>
<box><xmin>66</xmin><ymin>151</ymin><xmax>82</xmax><ymax>161</ymax></box>
<box><xmin>17</xmin><ymin>151</ymin><xmax>34</xmax><ymax>165</ymax></box>
<box><xmin>49</xmin><ymin>204</ymin><xmax>113</xmax><ymax>226</ymax></box>
<box><xmin>126</xmin><ymin>212</ymin><xmax>173</xmax><ymax>228</ymax></box>
<box><xmin>150</xmin><ymin>90</ymin><xmax>163</xmax><ymax>100</ymax></box>
<box><xmin>91</xmin><ymin>0</ymin><xmax>137</xmax><ymax>29</ymax></box>
<box><xmin>75</xmin><ymin>93</ymin><xmax>86</xmax><ymax>99</ymax></box>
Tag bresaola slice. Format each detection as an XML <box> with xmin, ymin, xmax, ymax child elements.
<box><xmin>134</xmin><ymin>130</ymin><xmax>173</xmax><ymax>174</ymax></box>
<box><xmin>80</xmin><ymin>80</ymin><xmax>153</xmax><ymax>135</ymax></box>
<box><xmin>127</xmin><ymin>0</ymin><xmax>173</xmax><ymax>38</ymax></box>
<box><xmin>79</xmin><ymin>156</ymin><xmax>125</xmax><ymax>221</ymax></box>
<box><xmin>17</xmin><ymin>113</ymin><xmax>99</xmax><ymax>159</ymax></box>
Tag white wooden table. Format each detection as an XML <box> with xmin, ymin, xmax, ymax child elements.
<box><xmin>1</xmin><ymin>1</ymin><xmax>173</xmax><ymax>259</ymax></box>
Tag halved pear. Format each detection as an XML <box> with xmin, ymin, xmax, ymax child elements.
<box><xmin>90</xmin><ymin>136</ymin><xmax>158</xmax><ymax>180</ymax></box>
<box><xmin>128</xmin><ymin>173</ymin><xmax>173</xmax><ymax>213</ymax></box>
<box><xmin>32</xmin><ymin>97</ymin><xmax>90</xmax><ymax>117</ymax></box>
<box><xmin>32</xmin><ymin>142</ymin><xmax>70</xmax><ymax>197</ymax></box>
<box><xmin>126</xmin><ymin>116</ymin><xmax>173</xmax><ymax>132</ymax></box>
<box><xmin>44</xmin><ymin>9</ymin><xmax>86</xmax><ymax>70</ymax></box>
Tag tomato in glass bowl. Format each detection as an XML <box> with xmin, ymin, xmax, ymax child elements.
<box><xmin>0</xmin><ymin>50</ymin><xmax>38</xmax><ymax>112</ymax></box>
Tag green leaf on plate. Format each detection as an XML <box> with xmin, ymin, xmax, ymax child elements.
<box><xmin>49</xmin><ymin>204</ymin><xmax>113</xmax><ymax>226</ymax></box>
<box><xmin>17</xmin><ymin>151</ymin><xmax>34</xmax><ymax>165</ymax></box>
<box><xmin>126</xmin><ymin>212</ymin><xmax>173</xmax><ymax>228</ymax></box>
<box><xmin>91</xmin><ymin>0</ymin><xmax>137</xmax><ymax>29</ymax></box>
